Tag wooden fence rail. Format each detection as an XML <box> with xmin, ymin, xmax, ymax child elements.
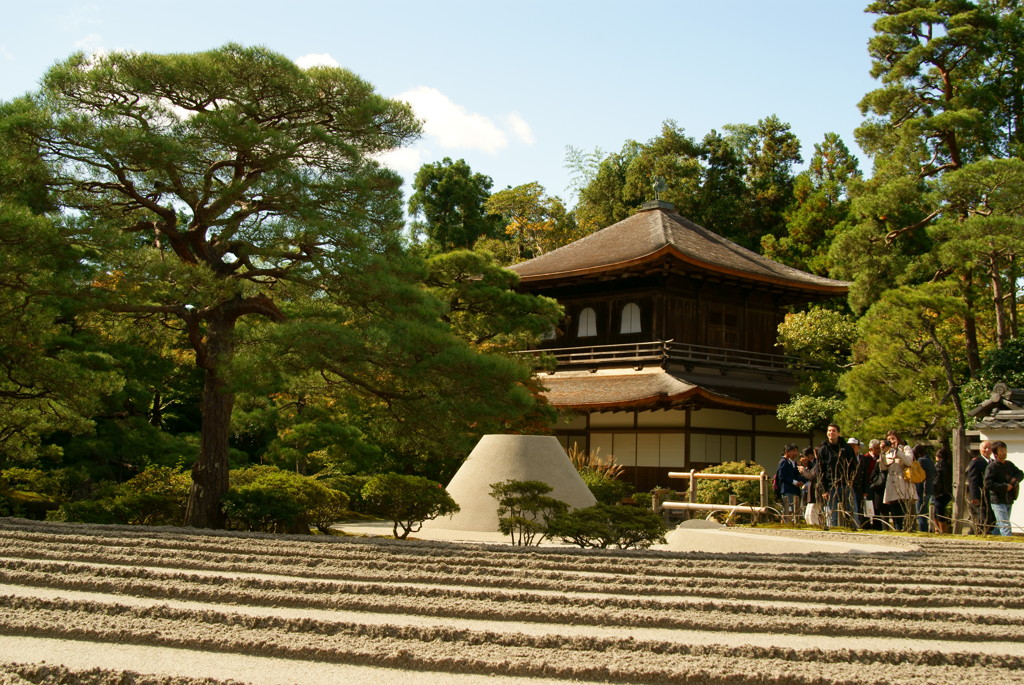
<box><xmin>654</xmin><ymin>468</ymin><xmax>770</xmax><ymax>521</ymax></box>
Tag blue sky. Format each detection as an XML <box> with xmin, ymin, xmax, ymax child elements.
<box><xmin>2</xmin><ymin>1</ymin><xmax>880</xmax><ymax>206</ymax></box>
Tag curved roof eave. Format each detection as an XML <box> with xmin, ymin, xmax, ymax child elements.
<box><xmin>558</xmin><ymin>386</ymin><xmax>776</xmax><ymax>413</ymax></box>
<box><xmin>516</xmin><ymin>244</ymin><xmax>850</xmax><ymax>295</ymax></box>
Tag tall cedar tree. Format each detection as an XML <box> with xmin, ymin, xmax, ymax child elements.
<box><xmin>408</xmin><ymin>157</ymin><xmax>501</xmax><ymax>251</ymax></box>
<box><xmin>834</xmin><ymin>1</ymin><xmax>1024</xmax><ymax>530</ymax></box>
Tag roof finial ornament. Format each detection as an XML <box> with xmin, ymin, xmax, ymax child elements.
<box><xmin>653</xmin><ymin>176</ymin><xmax>667</xmax><ymax>201</ymax></box>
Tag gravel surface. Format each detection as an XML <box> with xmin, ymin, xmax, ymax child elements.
<box><xmin>0</xmin><ymin>518</ymin><xmax>1022</xmax><ymax>684</ymax></box>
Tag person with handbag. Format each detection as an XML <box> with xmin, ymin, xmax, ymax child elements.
<box><xmin>880</xmin><ymin>430</ymin><xmax>917</xmax><ymax>531</ymax></box>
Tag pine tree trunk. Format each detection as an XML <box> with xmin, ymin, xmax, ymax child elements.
<box><xmin>952</xmin><ymin>429</ymin><xmax>968</xmax><ymax>535</ymax></box>
<box><xmin>964</xmin><ymin>313</ymin><xmax>981</xmax><ymax>376</ymax></box>
<box><xmin>184</xmin><ymin>317</ymin><xmax>235</xmax><ymax>529</ymax></box>
<box><xmin>1008</xmin><ymin>256</ymin><xmax>1018</xmax><ymax>338</ymax></box>
<box><xmin>929</xmin><ymin>325</ymin><xmax>969</xmax><ymax>534</ymax></box>
<box><xmin>991</xmin><ymin>261</ymin><xmax>1008</xmax><ymax>348</ymax></box>
<box><xmin>149</xmin><ymin>388</ymin><xmax>163</xmax><ymax>428</ymax></box>
<box><xmin>961</xmin><ymin>274</ymin><xmax>981</xmax><ymax>375</ymax></box>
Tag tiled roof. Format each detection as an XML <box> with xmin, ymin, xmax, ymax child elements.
<box><xmin>974</xmin><ymin>412</ymin><xmax>1024</xmax><ymax>430</ymax></box>
<box><xmin>970</xmin><ymin>384</ymin><xmax>1024</xmax><ymax>430</ymax></box>
<box><xmin>510</xmin><ymin>203</ymin><xmax>848</xmax><ymax>294</ymax></box>
<box><xmin>538</xmin><ymin>367</ymin><xmax>785</xmax><ymax>412</ymax></box>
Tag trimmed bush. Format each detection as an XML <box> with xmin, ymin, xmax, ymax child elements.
<box><xmin>490</xmin><ymin>479</ymin><xmax>568</xmax><ymax>546</ymax></box>
<box><xmin>361</xmin><ymin>473</ymin><xmax>458</xmax><ymax>539</ymax></box>
<box><xmin>0</xmin><ymin>468</ymin><xmax>62</xmax><ymax>520</ymax></box>
<box><xmin>631</xmin><ymin>492</ymin><xmax>653</xmax><ymax>509</ymax></box>
<box><xmin>48</xmin><ymin>466</ymin><xmax>190</xmax><ymax>526</ymax></box>
<box><xmin>579</xmin><ymin>467</ymin><xmax>633</xmax><ymax>505</ymax></box>
<box><xmin>696</xmin><ymin>461</ymin><xmax>763</xmax><ymax>507</ymax></box>
<box><xmin>117</xmin><ymin>465</ymin><xmax>191</xmax><ymax>526</ymax></box>
<box><xmin>320</xmin><ymin>474</ymin><xmax>371</xmax><ymax>513</ymax></box>
<box><xmin>548</xmin><ymin>503</ymin><xmax>668</xmax><ymax>549</ymax></box>
<box><xmin>223</xmin><ymin>465</ymin><xmax>348</xmax><ymax>534</ymax></box>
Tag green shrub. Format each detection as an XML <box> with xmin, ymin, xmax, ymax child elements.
<box><xmin>695</xmin><ymin>461</ymin><xmax>765</xmax><ymax>522</ymax></box>
<box><xmin>579</xmin><ymin>467</ymin><xmax>632</xmax><ymax>505</ymax></box>
<box><xmin>223</xmin><ymin>465</ymin><xmax>348</xmax><ymax>534</ymax></box>
<box><xmin>0</xmin><ymin>468</ymin><xmax>61</xmax><ymax>519</ymax></box>
<box><xmin>631</xmin><ymin>492</ymin><xmax>653</xmax><ymax>509</ymax></box>
<box><xmin>361</xmin><ymin>473</ymin><xmax>459</xmax><ymax>539</ymax></box>
<box><xmin>695</xmin><ymin>461</ymin><xmax>763</xmax><ymax>506</ymax></box>
<box><xmin>307</xmin><ymin>488</ymin><xmax>349</xmax><ymax>533</ymax></box>
<box><xmin>320</xmin><ymin>474</ymin><xmax>370</xmax><ymax>513</ymax></box>
<box><xmin>48</xmin><ymin>497</ymin><xmax>129</xmax><ymax>525</ymax></box>
<box><xmin>118</xmin><ymin>465</ymin><xmax>191</xmax><ymax>526</ymax></box>
<box><xmin>489</xmin><ymin>479</ymin><xmax>568</xmax><ymax>546</ymax></box>
<box><xmin>47</xmin><ymin>466</ymin><xmax>192</xmax><ymax>527</ymax></box>
<box><xmin>548</xmin><ymin>503</ymin><xmax>668</xmax><ymax>549</ymax></box>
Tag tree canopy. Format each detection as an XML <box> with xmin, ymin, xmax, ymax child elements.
<box><xmin>408</xmin><ymin>157</ymin><xmax>501</xmax><ymax>251</ymax></box>
<box><xmin>1</xmin><ymin>44</ymin><xmax>555</xmax><ymax>527</ymax></box>
<box><xmin>570</xmin><ymin>117</ymin><xmax>802</xmax><ymax>251</ymax></box>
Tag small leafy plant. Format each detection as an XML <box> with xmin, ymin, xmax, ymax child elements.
<box><xmin>548</xmin><ymin>503</ymin><xmax>667</xmax><ymax>549</ymax></box>
<box><xmin>490</xmin><ymin>479</ymin><xmax>568</xmax><ymax>546</ymax></box>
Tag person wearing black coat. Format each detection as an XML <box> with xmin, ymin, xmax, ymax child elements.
<box><xmin>984</xmin><ymin>441</ymin><xmax>1023</xmax><ymax>537</ymax></box>
<box><xmin>776</xmin><ymin>444</ymin><xmax>806</xmax><ymax>524</ymax></box>
<box><xmin>817</xmin><ymin>423</ymin><xmax>858</xmax><ymax>529</ymax></box>
<box><xmin>932</xmin><ymin>447</ymin><xmax>953</xmax><ymax>534</ymax></box>
<box><xmin>967</xmin><ymin>449</ymin><xmax>990</xmax><ymax>535</ymax></box>
<box><xmin>863</xmin><ymin>439</ymin><xmax>885</xmax><ymax>530</ymax></box>
<box><xmin>914</xmin><ymin>445</ymin><xmax>936</xmax><ymax>532</ymax></box>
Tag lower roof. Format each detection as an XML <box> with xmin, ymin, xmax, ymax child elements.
<box><xmin>538</xmin><ymin>367</ymin><xmax>788</xmax><ymax>413</ymax></box>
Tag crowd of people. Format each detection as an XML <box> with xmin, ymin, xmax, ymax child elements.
<box><xmin>774</xmin><ymin>424</ymin><xmax>1022</xmax><ymax>535</ymax></box>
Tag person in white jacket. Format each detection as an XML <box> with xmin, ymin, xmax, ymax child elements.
<box><xmin>880</xmin><ymin>430</ymin><xmax>917</xmax><ymax>531</ymax></box>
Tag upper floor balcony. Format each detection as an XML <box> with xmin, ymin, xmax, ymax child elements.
<box><xmin>516</xmin><ymin>340</ymin><xmax>809</xmax><ymax>376</ymax></box>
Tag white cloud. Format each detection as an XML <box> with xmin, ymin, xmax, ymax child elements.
<box><xmin>397</xmin><ymin>86</ymin><xmax>508</xmax><ymax>154</ymax></box>
<box><xmin>295</xmin><ymin>53</ymin><xmax>340</xmax><ymax>69</ymax></box>
<box><xmin>73</xmin><ymin>33</ymin><xmax>104</xmax><ymax>54</ymax></box>
<box><xmin>374</xmin><ymin>146</ymin><xmax>423</xmax><ymax>174</ymax></box>
<box><xmin>504</xmin><ymin>112</ymin><xmax>535</xmax><ymax>146</ymax></box>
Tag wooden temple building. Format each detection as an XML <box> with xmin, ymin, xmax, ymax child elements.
<box><xmin>510</xmin><ymin>200</ymin><xmax>849</xmax><ymax>491</ymax></box>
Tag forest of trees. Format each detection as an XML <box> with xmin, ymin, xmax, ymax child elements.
<box><xmin>1</xmin><ymin>1</ymin><xmax>1022</xmax><ymax>529</ymax></box>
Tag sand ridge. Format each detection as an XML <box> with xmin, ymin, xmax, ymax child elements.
<box><xmin>0</xmin><ymin>518</ymin><xmax>1021</xmax><ymax>684</ymax></box>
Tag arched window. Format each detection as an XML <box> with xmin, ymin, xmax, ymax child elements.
<box><xmin>577</xmin><ymin>307</ymin><xmax>597</xmax><ymax>337</ymax></box>
<box><xmin>620</xmin><ymin>302</ymin><xmax>641</xmax><ymax>334</ymax></box>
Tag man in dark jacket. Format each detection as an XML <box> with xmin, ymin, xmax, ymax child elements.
<box><xmin>933</xmin><ymin>447</ymin><xmax>953</xmax><ymax>534</ymax></box>
<box><xmin>984</xmin><ymin>441</ymin><xmax>1023</xmax><ymax>536</ymax></box>
<box><xmin>967</xmin><ymin>447</ymin><xmax>991</xmax><ymax>535</ymax></box>
<box><xmin>818</xmin><ymin>423</ymin><xmax>858</xmax><ymax>529</ymax></box>
<box><xmin>848</xmin><ymin>437</ymin><xmax>871</xmax><ymax>527</ymax></box>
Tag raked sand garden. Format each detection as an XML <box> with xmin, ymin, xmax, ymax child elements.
<box><xmin>0</xmin><ymin>517</ymin><xmax>1022</xmax><ymax>684</ymax></box>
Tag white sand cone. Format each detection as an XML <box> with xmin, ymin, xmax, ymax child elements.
<box><xmin>426</xmin><ymin>434</ymin><xmax>597</xmax><ymax>532</ymax></box>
